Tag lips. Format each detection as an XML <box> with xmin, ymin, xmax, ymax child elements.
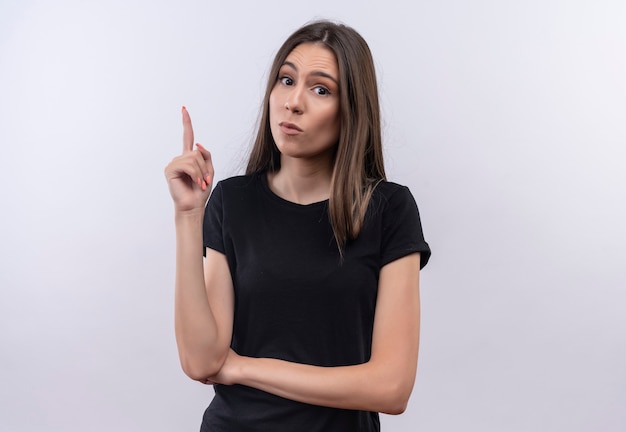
<box><xmin>279</xmin><ymin>121</ymin><xmax>303</xmax><ymax>135</ymax></box>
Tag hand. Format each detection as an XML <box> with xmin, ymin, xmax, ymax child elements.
<box><xmin>202</xmin><ymin>349</ymin><xmax>243</xmax><ymax>386</ymax></box>
<box><xmin>164</xmin><ymin>107</ymin><xmax>214</xmax><ymax>213</ymax></box>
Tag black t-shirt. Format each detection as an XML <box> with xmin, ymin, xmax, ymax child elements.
<box><xmin>201</xmin><ymin>172</ymin><xmax>430</xmax><ymax>432</ymax></box>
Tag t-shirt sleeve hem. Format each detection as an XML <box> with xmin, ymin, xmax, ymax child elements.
<box><xmin>203</xmin><ymin>242</ymin><xmax>226</xmax><ymax>257</ymax></box>
<box><xmin>381</xmin><ymin>244</ymin><xmax>431</xmax><ymax>269</ymax></box>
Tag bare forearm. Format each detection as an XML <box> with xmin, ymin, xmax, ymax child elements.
<box><xmin>235</xmin><ymin>356</ymin><xmax>415</xmax><ymax>415</ymax></box>
<box><xmin>223</xmin><ymin>256</ymin><xmax>422</xmax><ymax>414</ymax></box>
<box><xmin>174</xmin><ymin>210</ymin><xmax>224</xmax><ymax>378</ymax></box>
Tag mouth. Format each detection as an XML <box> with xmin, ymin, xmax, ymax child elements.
<box><xmin>279</xmin><ymin>121</ymin><xmax>303</xmax><ymax>135</ymax></box>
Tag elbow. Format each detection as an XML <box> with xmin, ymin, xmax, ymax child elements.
<box><xmin>180</xmin><ymin>354</ymin><xmax>224</xmax><ymax>382</ymax></box>
<box><xmin>379</xmin><ymin>394</ymin><xmax>409</xmax><ymax>415</ymax></box>
<box><xmin>382</xmin><ymin>402</ymin><xmax>408</xmax><ymax>416</ymax></box>
<box><xmin>182</xmin><ymin>365</ymin><xmax>218</xmax><ymax>383</ymax></box>
<box><xmin>377</xmin><ymin>379</ymin><xmax>413</xmax><ymax>415</ymax></box>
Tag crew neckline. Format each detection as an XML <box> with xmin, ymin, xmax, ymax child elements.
<box><xmin>258</xmin><ymin>171</ymin><xmax>329</xmax><ymax>210</ymax></box>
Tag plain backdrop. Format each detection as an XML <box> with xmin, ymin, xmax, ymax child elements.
<box><xmin>1</xmin><ymin>0</ymin><xmax>625</xmax><ymax>431</ymax></box>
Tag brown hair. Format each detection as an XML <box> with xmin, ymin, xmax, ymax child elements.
<box><xmin>246</xmin><ymin>20</ymin><xmax>385</xmax><ymax>252</ymax></box>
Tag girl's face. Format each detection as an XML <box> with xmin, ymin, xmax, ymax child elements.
<box><xmin>269</xmin><ymin>43</ymin><xmax>341</xmax><ymax>165</ymax></box>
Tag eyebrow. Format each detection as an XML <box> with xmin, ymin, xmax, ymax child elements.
<box><xmin>282</xmin><ymin>61</ymin><xmax>339</xmax><ymax>86</ymax></box>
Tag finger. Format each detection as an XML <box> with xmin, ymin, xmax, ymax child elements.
<box><xmin>166</xmin><ymin>153</ymin><xmax>206</xmax><ymax>190</ymax></box>
<box><xmin>195</xmin><ymin>143</ymin><xmax>214</xmax><ymax>183</ymax></box>
<box><xmin>182</xmin><ymin>106</ymin><xmax>194</xmax><ymax>153</ymax></box>
<box><xmin>191</xmin><ymin>147</ymin><xmax>212</xmax><ymax>191</ymax></box>
<box><xmin>166</xmin><ymin>146</ymin><xmax>213</xmax><ymax>190</ymax></box>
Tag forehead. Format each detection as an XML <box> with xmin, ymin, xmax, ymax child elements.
<box><xmin>283</xmin><ymin>43</ymin><xmax>338</xmax><ymax>75</ymax></box>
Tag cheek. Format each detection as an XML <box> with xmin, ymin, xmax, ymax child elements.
<box><xmin>324</xmin><ymin>107</ymin><xmax>341</xmax><ymax>132</ymax></box>
<box><xmin>331</xmin><ymin>111</ymin><xmax>341</xmax><ymax>142</ymax></box>
<box><xmin>318</xmin><ymin>110</ymin><xmax>340</xmax><ymax>145</ymax></box>
<box><xmin>269</xmin><ymin>84</ymin><xmax>285</xmax><ymax>111</ymax></box>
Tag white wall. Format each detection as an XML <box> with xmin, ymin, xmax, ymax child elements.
<box><xmin>1</xmin><ymin>1</ymin><xmax>624</xmax><ymax>431</ymax></box>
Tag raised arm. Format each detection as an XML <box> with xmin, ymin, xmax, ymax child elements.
<box><xmin>164</xmin><ymin>107</ymin><xmax>234</xmax><ymax>381</ymax></box>
<box><xmin>211</xmin><ymin>252</ymin><xmax>421</xmax><ymax>415</ymax></box>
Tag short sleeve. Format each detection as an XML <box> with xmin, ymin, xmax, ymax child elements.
<box><xmin>203</xmin><ymin>182</ymin><xmax>226</xmax><ymax>255</ymax></box>
<box><xmin>380</xmin><ymin>186</ymin><xmax>431</xmax><ymax>269</ymax></box>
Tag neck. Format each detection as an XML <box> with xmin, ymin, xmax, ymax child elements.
<box><xmin>268</xmin><ymin>156</ymin><xmax>333</xmax><ymax>205</ymax></box>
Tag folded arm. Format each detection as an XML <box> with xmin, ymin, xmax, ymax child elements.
<box><xmin>211</xmin><ymin>253</ymin><xmax>421</xmax><ymax>415</ymax></box>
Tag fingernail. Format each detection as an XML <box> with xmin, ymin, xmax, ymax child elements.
<box><xmin>201</xmin><ymin>181</ymin><xmax>207</xmax><ymax>191</ymax></box>
<box><xmin>182</xmin><ymin>105</ymin><xmax>187</xmax><ymax>112</ymax></box>
<box><xmin>196</xmin><ymin>178</ymin><xmax>201</xmax><ymax>186</ymax></box>
<box><xmin>196</xmin><ymin>143</ymin><xmax>205</xmax><ymax>149</ymax></box>
<box><xmin>205</xmin><ymin>174</ymin><xmax>211</xmax><ymax>183</ymax></box>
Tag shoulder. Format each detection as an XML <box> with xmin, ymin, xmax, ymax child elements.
<box><xmin>207</xmin><ymin>172</ymin><xmax>269</xmax><ymax>219</ymax></box>
<box><xmin>370</xmin><ymin>180</ymin><xmax>417</xmax><ymax>212</ymax></box>
<box><xmin>215</xmin><ymin>173</ymin><xmax>260</xmax><ymax>191</ymax></box>
<box><xmin>211</xmin><ymin>173</ymin><xmax>263</xmax><ymax>200</ymax></box>
<box><xmin>373</xmin><ymin>180</ymin><xmax>412</xmax><ymax>199</ymax></box>
<box><xmin>369</xmin><ymin>180</ymin><xmax>431</xmax><ymax>268</ymax></box>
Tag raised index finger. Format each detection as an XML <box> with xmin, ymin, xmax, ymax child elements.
<box><xmin>182</xmin><ymin>106</ymin><xmax>194</xmax><ymax>153</ymax></box>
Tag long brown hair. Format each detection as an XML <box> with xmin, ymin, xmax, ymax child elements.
<box><xmin>246</xmin><ymin>20</ymin><xmax>385</xmax><ymax>252</ymax></box>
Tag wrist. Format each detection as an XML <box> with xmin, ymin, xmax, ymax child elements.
<box><xmin>175</xmin><ymin>208</ymin><xmax>204</xmax><ymax>224</ymax></box>
<box><xmin>236</xmin><ymin>354</ymin><xmax>253</xmax><ymax>386</ymax></box>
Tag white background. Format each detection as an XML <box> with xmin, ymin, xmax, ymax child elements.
<box><xmin>1</xmin><ymin>0</ymin><xmax>625</xmax><ymax>431</ymax></box>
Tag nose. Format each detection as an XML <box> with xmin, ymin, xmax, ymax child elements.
<box><xmin>284</xmin><ymin>85</ymin><xmax>304</xmax><ymax>114</ymax></box>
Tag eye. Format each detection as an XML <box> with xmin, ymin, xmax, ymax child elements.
<box><xmin>279</xmin><ymin>76</ymin><xmax>294</xmax><ymax>86</ymax></box>
<box><xmin>313</xmin><ymin>86</ymin><xmax>331</xmax><ymax>96</ymax></box>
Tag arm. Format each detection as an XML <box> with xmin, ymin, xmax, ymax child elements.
<box><xmin>174</xmin><ymin>216</ymin><xmax>234</xmax><ymax>381</ymax></box>
<box><xmin>212</xmin><ymin>253</ymin><xmax>421</xmax><ymax>415</ymax></box>
<box><xmin>166</xmin><ymin>107</ymin><xmax>234</xmax><ymax>381</ymax></box>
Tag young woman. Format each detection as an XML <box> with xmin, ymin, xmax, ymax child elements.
<box><xmin>164</xmin><ymin>20</ymin><xmax>431</xmax><ymax>432</ymax></box>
